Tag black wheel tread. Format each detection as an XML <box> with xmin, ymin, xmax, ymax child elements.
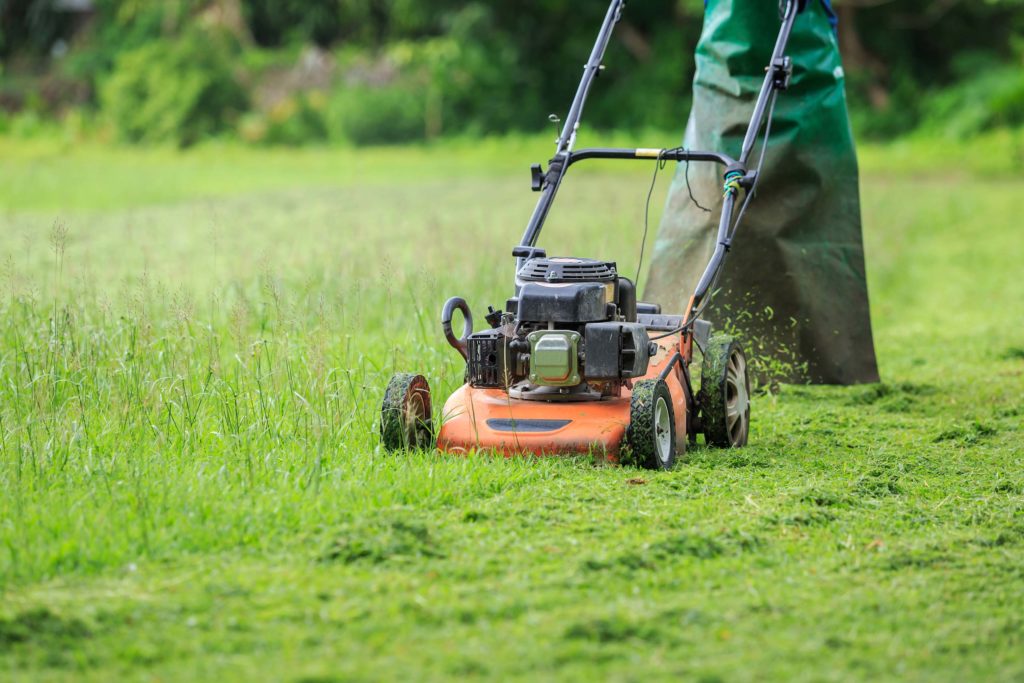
<box><xmin>699</xmin><ymin>334</ymin><xmax>749</xmax><ymax>448</ymax></box>
<box><xmin>623</xmin><ymin>379</ymin><xmax>676</xmax><ymax>470</ymax></box>
<box><xmin>380</xmin><ymin>373</ymin><xmax>433</xmax><ymax>451</ymax></box>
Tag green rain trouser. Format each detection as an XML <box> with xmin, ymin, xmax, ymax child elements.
<box><xmin>644</xmin><ymin>0</ymin><xmax>879</xmax><ymax>384</ymax></box>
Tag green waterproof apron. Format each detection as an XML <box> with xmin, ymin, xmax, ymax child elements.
<box><xmin>644</xmin><ymin>0</ymin><xmax>879</xmax><ymax>384</ymax></box>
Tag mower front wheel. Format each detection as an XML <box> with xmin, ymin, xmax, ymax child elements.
<box><xmin>622</xmin><ymin>379</ymin><xmax>676</xmax><ymax>470</ymax></box>
<box><xmin>699</xmin><ymin>334</ymin><xmax>751</xmax><ymax>448</ymax></box>
<box><xmin>380</xmin><ymin>373</ymin><xmax>434</xmax><ymax>451</ymax></box>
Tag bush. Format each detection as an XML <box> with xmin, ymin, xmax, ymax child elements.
<box><xmin>319</xmin><ymin>5</ymin><xmax>538</xmax><ymax>146</ymax></box>
<box><xmin>0</xmin><ymin>111</ymin><xmax>57</xmax><ymax>139</ymax></box>
<box><xmin>412</xmin><ymin>8</ymin><xmax>536</xmax><ymax>136</ymax></box>
<box><xmin>262</xmin><ymin>93</ymin><xmax>330</xmax><ymax>145</ymax></box>
<box><xmin>242</xmin><ymin>0</ymin><xmax>342</xmax><ymax>47</ymax></box>
<box><xmin>849</xmin><ymin>75</ymin><xmax>924</xmax><ymax>140</ymax></box>
<box><xmin>328</xmin><ymin>85</ymin><xmax>426</xmax><ymax>146</ymax></box>
<box><xmin>101</xmin><ymin>31</ymin><xmax>248</xmax><ymax>146</ymax></box>
<box><xmin>921</xmin><ymin>63</ymin><xmax>1024</xmax><ymax>138</ymax></box>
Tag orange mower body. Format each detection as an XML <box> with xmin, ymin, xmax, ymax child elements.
<box><xmin>437</xmin><ymin>336</ymin><xmax>691</xmax><ymax>459</ymax></box>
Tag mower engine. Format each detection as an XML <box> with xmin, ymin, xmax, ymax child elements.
<box><xmin>463</xmin><ymin>256</ymin><xmax>656</xmax><ymax>401</ymax></box>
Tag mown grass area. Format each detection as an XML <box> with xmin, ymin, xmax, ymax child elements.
<box><xmin>0</xmin><ymin>132</ymin><xmax>1022</xmax><ymax>681</ymax></box>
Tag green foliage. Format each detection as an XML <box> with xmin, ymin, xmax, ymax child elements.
<box><xmin>59</xmin><ymin>0</ymin><xmax>206</xmax><ymax>81</ymax></box>
<box><xmin>0</xmin><ymin>111</ymin><xmax>49</xmax><ymax>138</ymax></box>
<box><xmin>844</xmin><ymin>0</ymin><xmax>1024</xmax><ymax>138</ymax></box>
<box><xmin>326</xmin><ymin>8</ymin><xmax>536</xmax><ymax>145</ymax></box>
<box><xmin>5</xmin><ymin>0</ymin><xmax>1024</xmax><ymax>144</ymax></box>
<box><xmin>249</xmin><ymin>92</ymin><xmax>330</xmax><ymax>146</ymax></box>
<box><xmin>0</xmin><ymin>0</ymin><xmax>76</xmax><ymax>59</ymax></box>
<box><xmin>100</xmin><ymin>30</ymin><xmax>247</xmax><ymax>146</ymax></box>
<box><xmin>587</xmin><ymin>29</ymin><xmax>694</xmax><ymax>131</ymax></box>
<box><xmin>328</xmin><ymin>84</ymin><xmax>426</xmax><ymax>145</ymax></box>
<box><xmin>849</xmin><ymin>74</ymin><xmax>925</xmax><ymax>140</ymax></box>
<box><xmin>242</xmin><ymin>0</ymin><xmax>342</xmax><ymax>47</ymax></box>
<box><xmin>418</xmin><ymin>7</ymin><xmax>534</xmax><ymax>135</ymax></box>
<box><xmin>921</xmin><ymin>58</ymin><xmax>1024</xmax><ymax>137</ymax></box>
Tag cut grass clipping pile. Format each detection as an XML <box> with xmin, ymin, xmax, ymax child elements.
<box><xmin>1</xmin><ymin>134</ymin><xmax>1023</xmax><ymax>681</ymax></box>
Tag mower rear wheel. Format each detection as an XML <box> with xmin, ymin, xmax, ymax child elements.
<box><xmin>623</xmin><ymin>379</ymin><xmax>676</xmax><ymax>470</ymax></box>
<box><xmin>699</xmin><ymin>334</ymin><xmax>750</xmax><ymax>448</ymax></box>
<box><xmin>380</xmin><ymin>373</ymin><xmax>434</xmax><ymax>451</ymax></box>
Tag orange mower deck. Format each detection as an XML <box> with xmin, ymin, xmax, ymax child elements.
<box><xmin>437</xmin><ymin>337</ymin><xmax>690</xmax><ymax>458</ymax></box>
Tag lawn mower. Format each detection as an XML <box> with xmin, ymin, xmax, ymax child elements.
<box><xmin>381</xmin><ymin>0</ymin><xmax>805</xmax><ymax>468</ymax></box>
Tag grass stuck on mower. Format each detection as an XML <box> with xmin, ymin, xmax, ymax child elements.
<box><xmin>382</xmin><ymin>0</ymin><xmax>804</xmax><ymax>468</ymax></box>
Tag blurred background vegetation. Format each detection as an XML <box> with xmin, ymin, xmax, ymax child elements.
<box><xmin>1</xmin><ymin>0</ymin><xmax>1023</xmax><ymax>147</ymax></box>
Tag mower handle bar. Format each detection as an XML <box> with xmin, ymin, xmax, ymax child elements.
<box><xmin>517</xmin><ymin>0</ymin><xmax>803</xmax><ymax>327</ymax></box>
<box><xmin>565</xmin><ymin>147</ymin><xmax>736</xmax><ymax>169</ymax></box>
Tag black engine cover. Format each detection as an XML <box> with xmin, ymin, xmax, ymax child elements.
<box><xmin>517</xmin><ymin>282</ymin><xmax>607</xmax><ymax>323</ymax></box>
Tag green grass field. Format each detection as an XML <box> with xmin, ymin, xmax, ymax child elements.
<box><xmin>1</xmin><ymin>131</ymin><xmax>1022</xmax><ymax>681</ymax></box>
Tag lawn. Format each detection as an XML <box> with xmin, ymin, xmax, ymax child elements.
<box><xmin>0</xmin><ymin>131</ymin><xmax>1022</xmax><ymax>681</ymax></box>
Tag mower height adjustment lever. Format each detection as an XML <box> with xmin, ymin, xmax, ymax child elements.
<box><xmin>531</xmin><ymin>155</ymin><xmax>569</xmax><ymax>192</ymax></box>
<box><xmin>531</xmin><ymin>164</ymin><xmax>544</xmax><ymax>191</ymax></box>
<box><xmin>770</xmin><ymin>56</ymin><xmax>793</xmax><ymax>91</ymax></box>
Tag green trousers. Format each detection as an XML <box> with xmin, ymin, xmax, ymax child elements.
<box><xmin>645</xmin><ymin>0</ymin><xmax>879</xmax><ymax>384</ymax></box>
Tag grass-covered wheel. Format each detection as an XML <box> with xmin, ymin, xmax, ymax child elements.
<box><xmin>622</xmin><ymin>378</ymin><xmax>676</xmax><ymax>470</ymax></box>
<box><xmin>699</xmin><ymin>334</ymin><xmax>750</xmax><ymax>447</ymax></box>
<box><xmin>380</xmin><ymin>373</ymin><xmax>434</xmax><ymax>451</ymax></box>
